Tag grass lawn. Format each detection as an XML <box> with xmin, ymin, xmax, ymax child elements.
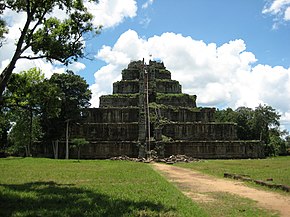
<box><xmin>172</xmin><ymin>157</ymin><xmax>290</xmax><ymax>217</ymax></box>
<box><xmin>0</xmin><ymin>158</ymin><xmax>206</xmax><ymax>217</ymax></box>
<box><xmin>176</xmin><ymin>156</ymin><xmax>290</xmax><ymax>187</ymax></box>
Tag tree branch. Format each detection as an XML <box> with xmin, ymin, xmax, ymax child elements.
<box><xmin>19</xmin><ymin>55</ymin><xmax>66</xmax><ymax>64</ymax></box>
<box><xmin>26</xmin><ymin>0</ymin><xmax>31</xmax><ymax>16</ymax></box>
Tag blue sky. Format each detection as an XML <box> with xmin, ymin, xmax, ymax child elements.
<box><xmin>81</xmin><ymin>0</ymin><xmax>289</xmax><ymax>79</ymax></box>
<box><xmin>1</xmin><ymin>0</ymin><xmax>290</xmax><ymax>131</ymax></box>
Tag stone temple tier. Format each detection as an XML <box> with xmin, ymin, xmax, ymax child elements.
<box><xmin>39</xmin><ymin>60</ymin><xmax>265</xmax><ymax>159</ymax></box>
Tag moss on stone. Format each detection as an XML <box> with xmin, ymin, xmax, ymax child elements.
<box><xmin>156</xmin><ymin>93</ymin><xmax>187</xmax><ymax>99</ymax></box>
<box><xmin>101</xmin><ymin>93</ymin><xmax>139</xmax><ymax>98</ymax></box>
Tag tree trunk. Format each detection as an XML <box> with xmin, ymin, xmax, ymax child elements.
<box><xmin>28</xmin><ymin>108</ymin><xmax>33</xmax><ymax>157</ymax></box>
<box><xmin>24</xmin><ymin>145</ymin><xmax>28</xmax><ymax>157</ymax></box>
<box><xmin>0</xmin><ymin>12</ymin><xmax>33</xmax><ymax>100</ymax></box>
<box><xmin>52</xmin><ymin>141</ymin><xmax>56</xmax><ymax>158</ymax></box>
<box><xmin>0</xmin><ymin>63</ymin><xmax>18</xmax><ymax>104</ymax></box>
<box><xmin>55</xmin><ymin>140</ymin><xmax>59</xmax><ymax>159</ymax></box>
<box><xmin>52</xmin><ymin>140</ymin><xmax>59</xmax><ymax>159</ymax></box>
<box><xmin>78</xmin><ymin>148</ymin><xmax>80</xmax><ymax>161</ymax></box>
<box><xmin>65</xmin><ymin>120</ymin><xmax>69</xmax><ymax>159</ymax></box>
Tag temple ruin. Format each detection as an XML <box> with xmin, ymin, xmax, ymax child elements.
<box><xmin>39</xmin><ymin>60</ymin><xmax>265</xmax><ymax>159</ymax></box>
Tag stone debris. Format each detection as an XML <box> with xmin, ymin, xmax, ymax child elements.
<box><xmin>157</xmin><ymin>155</ymin><xmax>200</xmax><ymax>164</ymax></box>
<box><xmin>110</xmin><ymin>154</ymin><xmax>200</xmax><ymax>164</ymax></box>
<box><xmin>224</xmin><ymin>173</ymin><xmax>290</xmax><ymax>193</ymax></box>
<box><xmin>110</xmin><ymin>155</ymin><xmax>141</xmax><ymax>162</ymax></box>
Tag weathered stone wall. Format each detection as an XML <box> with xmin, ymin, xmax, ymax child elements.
<box><xmin>86</xmin><ymin>107</ymin><xmax>215</xmax><ymax>123</ymax></box>
<box><xmin>79</xmin><ymin>123</ymin><xmax>139</xmax><ymax>141</ymax></box>
<box><xmin>34</xmin><ymin>140</ymin><xmax>264</xmax><ymax>159</ymax></box>
<box><xmin>161</xmin><ymin>141</ymin><xmax>264</xmax><ymax>159</ymax></box>
<box><xmin>156</xmin><ymin>80</ymin><xmax>182</xmax><ymax>93</ymax></box>
<box><xmin>99</xmin><ymin>94</ymin><xmax>139</xmax><ymax>107</ymax></box>
<box><xmin>156</xmin><ymin>93</ymin><xmax>197</xmax><ymax>107</ymax></box>
<box><xmin>157</xmin><ymin>107</ymin><xmax>215</xmax><ymax>122</ymax></box>
<box><xmin>33</xmin><ymin>141</ymin><xmax>138</xmax><ymax>159</ymax></box>
<box><xmin>74</xmin><ymin>141</ymin><xmax>138</xmax><ymax>159</ymax></box>
<box><xmin>122</xmin><ymin>69</ymin><xmax>140</xmax><ymax>80</ymax></box>
<box><xmin>86</xmin><ymin>108</ymin><xmax>139</xmax><ymax>123</ymax></box>
<box><xmin>155</xmin><ymin>69</ymin><xmax>171</xmax><ymax>80</ymax></box>
<box><xmin>113</xmin><ymin>80</ymin><xmax>139</xmax><ymax>94</ymax></box>
<box><xmin>162</xmin><ymin>123</ymin><xmax>238</xmax><ymax>140</ymax></box>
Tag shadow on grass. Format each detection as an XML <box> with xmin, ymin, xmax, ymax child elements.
<box><xmin>0</xmin><ymin>181</ymin><xmax>174</xmax><ymax>217</ymax></box>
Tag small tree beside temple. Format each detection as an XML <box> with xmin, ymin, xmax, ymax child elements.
<box><xmin>71</xmin><ymin>138</ymin><xmax>89</xmax><ymax>161</ymax></box>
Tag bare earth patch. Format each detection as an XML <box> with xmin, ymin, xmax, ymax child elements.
<box><xmin>152</xmin><ymin>163</ymin><xmax>290</xmax><ymax>217</ymax></box>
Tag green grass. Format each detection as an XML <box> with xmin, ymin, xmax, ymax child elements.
<box><xmin>196</xmin><ymin>192</ymin><xmax>278</xmax><ymax>217</ymax></box>
<box><xmin>176</xmin><ymin>156</ymin><xmax>290</xmax><ymax>187</ymax></box>
<box><xmin>172</xmin><ymin>157</ymin><xmax>289</xmax><ymax>217</ymax></box>
<box><xmin>0</xmin><ymin>158</ymin><xmax>206</xmax><ymax>217</ymax></box>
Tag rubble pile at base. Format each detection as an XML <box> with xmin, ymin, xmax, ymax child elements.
<box><xmin>110</xmin><ymin>155</ymin><xmax>201</xmax><ymax>164</ymax></box>
<box><xmin>158</xmin><ymin>155</ymin><xmax>200</xmax><ymax>164</ymax></box>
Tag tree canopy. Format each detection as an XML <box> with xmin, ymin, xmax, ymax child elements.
<box><xmin>0</xmin><ymin>0</ymin><xmax>100</xmax><ymax>100</ymax></box>
<box><xmin>4</xmin><ymin>68</ymin><xmax>45</xmax><ymax>156</ymax></box>
<box><xmin>1</xmin><ymin>68</ymin><xmax>91</xmax><ymax>157</ymax></box>
<box><xmin>215</xmin><ymin>104</ymin><xmax>287</xmax><ymax>156</ymax></box>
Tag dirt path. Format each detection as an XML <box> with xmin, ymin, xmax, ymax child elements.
<box><xmin>152</xmin><ymin>163</ymin><xmax>290</xmax><ymax>217</ymax></box>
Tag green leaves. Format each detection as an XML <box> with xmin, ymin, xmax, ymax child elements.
<box><xmin>215</xmin><ymin>104</ymin><xmax>286</xmax><ymax>156</ymax></box>
<box><xmin>1</xmin><ymin>0</ymin><xmax>100</xmax><ymax>96</ymax></box>
<box><xmin>2</xmin><ymin>68</ymin><xmax>92</xmax><ymax>155</ymax></box>
<box><xmin>29</xmin><ymin>9</ymin><xmax>95</xmax><ymax>64</ymax></box>
<box><xmin>5</xmin><ymin>68</ymin><xmax>44</xmax><ymax>109</ymax></box>
<box><xmin>42</xmin><ymin>72</ymin><xmax>91</xmax><ymax>144</ymax></box>
<box><xmin>71</xmin><ymin>138</ymin><xmax>89</xmax><ymax>149</ymax></box>
<box><xmin>0</xmin><ymin>19</ymin><xmax>8</xmax><ymax>47</ymax></box>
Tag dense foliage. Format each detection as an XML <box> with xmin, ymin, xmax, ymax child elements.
<box><xmin>215</xmin><ymin>105</ymin><xmax>289</xmax><ymax>156</ymax></box>
<box><xmin>0</xmin><ymin>0</ymin><xmax>100</xmax><ymax>100</ymax></box>
<box><xmin>0</xmin><ymin>68</ymin><xmax>91</xmax><ymax>157</ymax></box>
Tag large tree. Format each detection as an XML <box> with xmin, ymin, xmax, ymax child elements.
<box><xmin>0</xmin><ymin>0</ymin><xmax>100</xmax><ymax>101</ymax></box>
<box><xmin>252</xmin><ymin>104</ymin><xmax>280</xmax><ymax>144</ymax></box>
<box><xmin>4</xmin><ymin>68</ymin><xmax>45</xmax><ymax>156</ymax></box>
<box><xmin>37</xmin><ymin>79</ymin><xmax>63</xmax><ymax>159</ymax></box>
<box><xmin>48</xmin><ymin>72</ymin><xmax>91</xmax><ymax>159</ymax></box>
<box><xmin>234</xmin><ymin>107</ymin><xmax>255</xmax><ymax>140</ymax></box>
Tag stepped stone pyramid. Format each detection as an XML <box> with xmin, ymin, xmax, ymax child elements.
<box><xmin>69</xmin><ymin>60</ymin><xmax>264</xmax><ymax>159</ymax></box>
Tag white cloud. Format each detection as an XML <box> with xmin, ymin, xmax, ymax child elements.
<box><xmin>263</xmin><ymin>0</ymin><xmax>290</xmax><ymax>14</ymax></box>
<box><xmin>263</xmin><ymin>0</ymin><xmax>290</xmax><ymax>27</ymax></box>
<box><xmin>142</xmin><ymin>0</ymin><xmax>154</xmax><ymax>9</ymax></box>
<box><xmin>68</xmin><ymin>62</ymin><xmax>86</xmax><ymax>72</ymax></box>
<box><xmin>85</xmin><ymin>0</ymin><xmax>137</xmax><ymax>29</ymax></box>
<box><xmin>284</xmin><ymin>7</ymin><xmax>290</xmax><ymax>20</ymax></box>
<box><xmin>90</xmin><ymin>30</ymin><xmax>290</xmax><ymax>131</ymax></box>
